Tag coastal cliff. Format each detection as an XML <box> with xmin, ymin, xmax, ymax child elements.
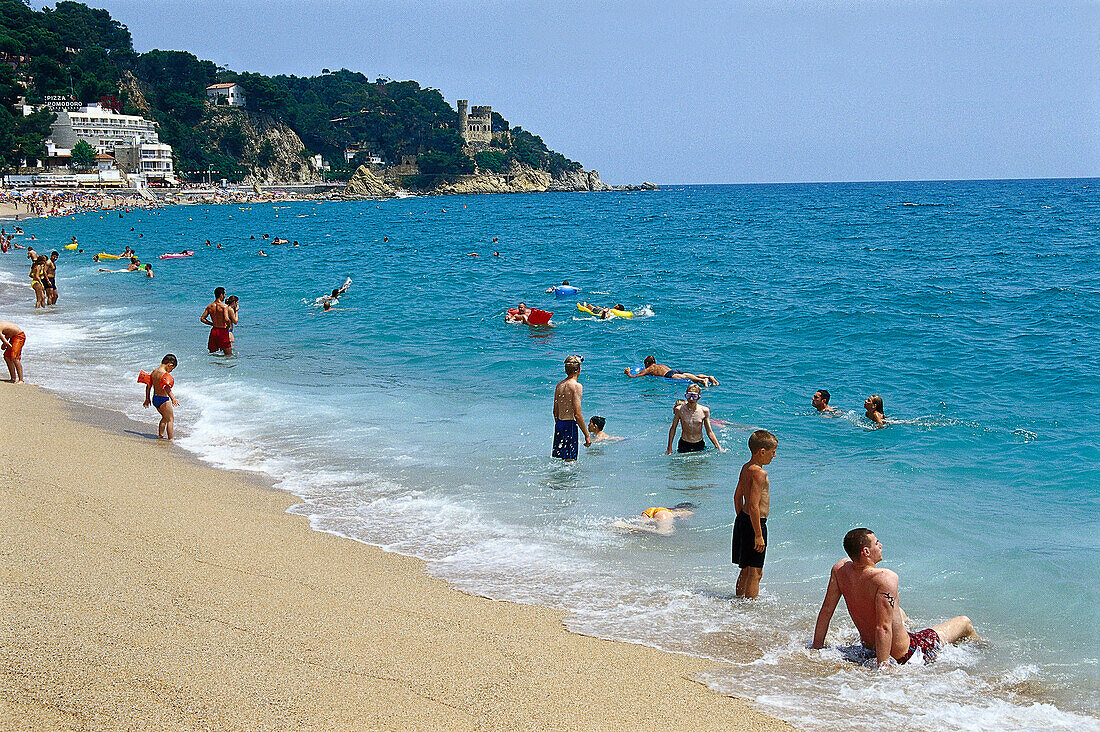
<box><xmin>344</xmin><ymin>165</ymin><xmax>395</xmax><ymax>197</ymax></box>
<box><xmin>195</xmin><ymin>108</ymin><xmax>318</xmax><ymax>185</ymax></box>
<box><xmin>342</xmin><ymin>161</ymin><xmax>614</xmax><ymax>197</ymax></box>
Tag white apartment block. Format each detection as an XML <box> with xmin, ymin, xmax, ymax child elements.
<box><xmin>47</xmin><ymin>102</ymin><xmax>175</xmax><ymax>181</ymax></box>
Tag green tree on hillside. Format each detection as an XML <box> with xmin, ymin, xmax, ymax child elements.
<box><xmin>474</xmin><ymin>150</ymin><xmax>506</xmax><ymax>173</ymax></box>
<box><xmin>0</xmin><ymin>63</ymin><xmax>54</xmax><ymax>171</ymax></box>
<box><xmin>70</xmin><ymin>139</ymin><xmax>96</xmax><ymax>168</ymax></box>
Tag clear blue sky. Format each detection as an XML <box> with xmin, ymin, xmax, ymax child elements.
<box><xmin>90</xmin><ymin>0</ymin><xmax>1098</xmax><ymax>184</ymax></box>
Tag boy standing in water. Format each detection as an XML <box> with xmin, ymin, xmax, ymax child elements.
<box><xmin>733</xmin><ymin>430</ymin><xmax>778</xmax><ymax>599</ymax></box>
<box><xmin>666</xmin><ymin>384</ymin><xmax>724</xmax><ymax>453</ymax></box>
<box><xmin>552</xmin><ymin>355</ymin><xmax>591</xmax><ymax>460</ymax></box>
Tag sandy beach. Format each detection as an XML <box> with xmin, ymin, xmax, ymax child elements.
<box><xmin>0</xmin><ymin>385</ymin><xmax>787</xmax><ymax>731</ymax></box>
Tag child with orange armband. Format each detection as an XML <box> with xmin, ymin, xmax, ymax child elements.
<box><xmin>139</xmin><ymin>354</ymin><xmax>179</xmax><ymax>440</ymax></box>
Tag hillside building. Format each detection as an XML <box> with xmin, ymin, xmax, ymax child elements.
<box><xmin>46</xmin><ymin>102</ymin><xmax>175</xmax><ymax>183</ymax></box>
<box><xmin>206</xmin><ymin>82</ymin><xmax>247</xmax><ymax>107</ymax></box>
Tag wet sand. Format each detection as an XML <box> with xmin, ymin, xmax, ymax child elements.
<box><xmin>0</xmin><ymin>384</ymin><xmax>788</xmax><ymax>731</ymax></box>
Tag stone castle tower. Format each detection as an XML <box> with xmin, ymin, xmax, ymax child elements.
<box><xmin>457</xmin><ymin>99</ymin><xmax>492</xmax><ymax>145</ymax></box>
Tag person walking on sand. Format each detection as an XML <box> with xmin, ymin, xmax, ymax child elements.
<box><xmin>811</xmin><ymin>528</ymin><xmax>978</xmax><ymax>667</ymax></box>
<box><xmin>0</xmin><ymin>321</ymin><xmax>26</xmax><ymax>383</ymax></box>
<box><xmin>141</xmin><ymin>354</ymin><xmax>179</xmax><ymax>440</ymax></box>
<box><xmin>552</xmin><ymin>355</ymin><xmax>591</xmax><ymax>461</ymax></box>
<box><xmin>201</xmin><ymin>287</ymin><xmax>237</xmax><ymax>356</ymax></box>
<box><xmin>666</xmin><ymin>384</ymin><xmax>724</xmax><ymax>453</ymax></box>
<box><xmin>733</xmin><ymin>430</ymin><xmax>778</xmax><ymax>599</ymax></box>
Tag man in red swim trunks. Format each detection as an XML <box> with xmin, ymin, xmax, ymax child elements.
<box><xmin>811</xmin><ymin>528</ymin><xmax>978</xmax><ymax>668</ymax></box>
<box><xmin>0</xmin><ymin>320</ymin><xmax>26</xmax><ymax>383</ymax></box>
<box><xmin>201</xmin><ymin>287</ymin><xmax>237</xmax><ymax>356</ymax></box>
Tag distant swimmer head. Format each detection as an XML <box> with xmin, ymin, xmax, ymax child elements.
<box><xmin>813</xmin><ymin>389</ymin><xmax>831</xmax><ymax>408</ymax></box>
<box><xmin>331</xmin><ymin>289</ymin><xmax>341</xmax><ymax>298</ymax></box>
<box><xmin>589</xmin><ymin>416</ymin><xmax>605</xmax><ymax>431</ymax></box>
<box><xmin>323</xmin><ymin>301</ymin><xmax>331</xmax><ymax>311</ymax></box>
<box><xmin>226</xmin><ymin>295</ymin><xmax>238</xmax><ymax>306</ymax></box>
<box><xmin>214</xmin><ymin>286</ymin><xmax>226</xmax><ymax>300</ymax></box>
<box><xmin>161</xmin><ymin>353</ymin><xmax>178</xmax><ymax>368</ymax></box>
<box><xmin>564</xmin><ymin>355</ymin><xmax>583</xmax><ymax>374</ymax></box>
<box><xmin>866</xmin><ymin>394</ymin><xmax>884</xmax><ymax>414</ymax></box>
<box><xmin>643</xmin><ymin>355</ymin><xmax>656</xmax><ymax>367</ymax></box>
<box><xmin>561</xmin><ymin>280</ymin><xmax>569</xmax><ymax>285</ymax></box>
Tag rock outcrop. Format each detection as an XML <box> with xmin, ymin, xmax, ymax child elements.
<box><xmin>430</xmin><ymin>166</ymin><xmax>552</xmax><ymax>195</ymax></box>
<box><xmin>344</xmin><ymin>165</ymin><xmax>395</xmax><ymax>197</ymax></box>
<box><xmin>118</xmin><ymin>71</ymin><xmax>153</xmax><ymax>117</ymax></box>
<box><xmin>196</xmin><ymin>108</ymin><xmax>318</xmax><ymax>184</ymax></box>
<box><xmin>547</xmin><ymin>169</ymin><xmax>610</xmax><ymax>192</ymax></box>
<box><xmin>426</xmin><ymin>163</ymin><xmax>610</xmax><ymax>195</ymax></box>
<box><xmin>343</xmin><ymin>161</ymin><xmax>648</xmax><ymax>198</ymax></box>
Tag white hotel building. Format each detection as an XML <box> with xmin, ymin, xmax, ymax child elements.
<box><xmin>47</xmin><ymin>103</ymin><xmax>176</xmax><ymax>182</ymax></box>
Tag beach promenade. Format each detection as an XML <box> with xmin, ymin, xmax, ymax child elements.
<box><xmin>0</xmin><ymin>385</ymin><xmax>787</xmax><ymax>731</ymax></box>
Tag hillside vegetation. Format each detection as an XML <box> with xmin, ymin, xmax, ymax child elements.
<box><xmin>0</xmin><ymin>0</ymin><xmax>581</xmax><ymax>184</ymax></box>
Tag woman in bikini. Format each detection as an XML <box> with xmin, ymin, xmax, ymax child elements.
<box><xmin>29</xmin><ymin>255</ymin><xmax>47</xmax><ymax>308</ymax></box>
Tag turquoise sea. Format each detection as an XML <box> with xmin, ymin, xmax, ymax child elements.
<box><xmin>2</xmin><ymin>180</ymin><xmax>1097</xmax><ymax>731</ymax></box>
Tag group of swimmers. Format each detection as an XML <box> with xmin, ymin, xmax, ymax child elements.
<box><xmin>550</xmin><ymin>353</ymin><xmax>978</xmax><ymax>669</ymax></box>
<box><xmin>813</xmin><ymin>388</ymin><xmax>887</xmax><ymax>426</ymax></box>
<box><xmin>0</xmin><ymin>226</ymin><xmax>26</xmax><ymax>253</ymax></box>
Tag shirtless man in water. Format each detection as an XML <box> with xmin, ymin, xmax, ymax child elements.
<box><xmin>625</xmin><ymin>355</ymin><xmax>719</xmax><ymax>387</ymax></box>
<box><xmin>201</xmin><ymin>286</ymin><xmax>237</xmax><ymax>356</ymax></box>
<box><xmin>666</xmin><ymin>384</ymin><xmax>724</xmax><ymax>454</ymax></box>
<box><xmin>812</xmin><ymin>389</ymin><xmax>840</xmax><ymax>414</ymax></box>
<box><xmin>552</xmin><ymin>355</ymin><xmax>591</xmax><ymax>460</ymax></box>
<box><xmin>811</xmin><ymin>528</ymin><xmax>977</xmax><ymax>668</ymax></box>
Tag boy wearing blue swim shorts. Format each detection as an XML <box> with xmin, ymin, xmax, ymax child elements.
<box><xmin>552</xmin><ymin>355</ymin><xmax>591</xmax><ymax>460</ymax></box>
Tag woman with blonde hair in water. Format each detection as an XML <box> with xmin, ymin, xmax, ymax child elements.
<box><xmin>864</xmin><ymin>395</ymin><xmax>885</xmax><ymax>426</ymax></box>
<box><xmin>29</xmin><ymin>255</ymin><xmax>47</xmax><ymax>308</ymax></box>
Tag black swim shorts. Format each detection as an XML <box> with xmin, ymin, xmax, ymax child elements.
<box><xmin>677</xmin><ymin>438</ymin><xmax>705</xmax><ymax>453</ymax></box>
<box><xmin>732</xmin><ymin>511</ymin><xmax>767</xmax><ymax>568</ymax></box>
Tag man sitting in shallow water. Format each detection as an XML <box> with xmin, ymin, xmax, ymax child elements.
<box><xmin>811</xmin><ymin>528</ymin><xmax>978</xmax><ymax>668</ymax></box>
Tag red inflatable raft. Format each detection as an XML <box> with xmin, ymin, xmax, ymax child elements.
<box><xmin>507</xmin><ymin>308</ymin><xmax>553</xmax><ymax>325</ymax></box>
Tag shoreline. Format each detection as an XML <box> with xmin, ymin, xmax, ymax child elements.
<box><xmin>0</xmin><ymin>383</ymin><xmax>788</xmax><ymax>731</ymax></box>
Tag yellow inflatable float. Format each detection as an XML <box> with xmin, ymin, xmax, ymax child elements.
<box><xmin>577</xmin><ymin>303</ymin><xmax>633</xmax><ymax>319</ymax></box>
